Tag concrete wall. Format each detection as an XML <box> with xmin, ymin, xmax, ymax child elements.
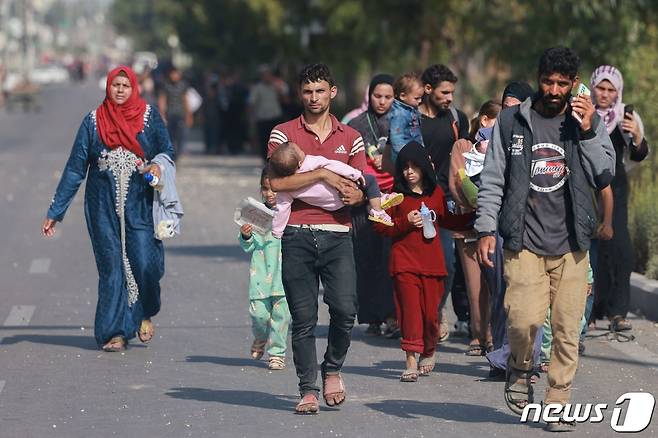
<box><xmin>630</xmin><ymin>272</ymin><xmax>658</xmax><ymax>322</ymax></box>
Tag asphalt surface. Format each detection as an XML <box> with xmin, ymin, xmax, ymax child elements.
<box><xmin>0</xmin><ymin>84</ymin><xmax>657</xmax><ymax>438</ymax></box>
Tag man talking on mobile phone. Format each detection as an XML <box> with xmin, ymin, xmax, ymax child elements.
<box><xmin>474</xmin><ymin>47</ymin><xmax>615</xmax><ymax>432</ymax></box>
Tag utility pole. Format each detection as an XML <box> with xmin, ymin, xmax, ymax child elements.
<box><xmin>20</xmin><ymin>0</ymin><xmax>28</xmax><ymax>78</ymax></box>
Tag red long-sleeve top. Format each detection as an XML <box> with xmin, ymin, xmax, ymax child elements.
<box><xmin>373</xmin><ymin>188</ymin><xmax>474</xmax><ymax>276</ymax></box>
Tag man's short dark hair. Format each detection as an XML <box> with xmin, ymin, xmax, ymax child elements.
<box><xmin>298</xmin><ymin>63</ymin><xmax>335</xmax><ymax>87</ymax></box>
<box><xmin>421</xmin><ymin>64</ymin><xmax>458</xmax><ymax>89</ymax></box>
<box><xmin>538</xmin><ymin>47</ymin><xmax>580</xmax><ymax>79</ymax></box>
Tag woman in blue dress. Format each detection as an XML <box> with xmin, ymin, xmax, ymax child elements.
<box><xmin>41</xmin><ymin>66</ymin><xmax>174</xmax><ymax>352</ymax></box>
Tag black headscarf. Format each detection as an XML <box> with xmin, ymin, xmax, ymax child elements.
<box><xmin>368</xmin><ymin>73</ymin><xmax>395</xmax><ymax>104</ymax></box>
<box><xmin>394</xmin><ymin>141</ymin><xmax>437</xmax><ymax>196</ymax></box>
<box><xmin>349</xmin><ymin>73</ymin><xmax>394</xmax><ymax>146</ymax></box>
<box><xmin>502</xmin><ymin>81</ymin><xmax>534</xmax><ymax>104</ymax></box>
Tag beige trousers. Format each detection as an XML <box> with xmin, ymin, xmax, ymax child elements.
<box><xmin>503</xmin><ymin>249</ymin><xmax>589</xmax><ymax>404</ymax></box>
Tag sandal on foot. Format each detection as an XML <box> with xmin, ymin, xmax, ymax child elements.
<box><xmin>368</xmin><ymin>209</ymin><xmax>393</xmax><ymax>226</ymax></box>
<box><xmin>381</xmin><ymin>192</ymin><xmax>404</xmax><ymax>210</ymax></box>
<box><xmin>102</xmin><ymin>336</ymin><xmax>126</xmax><ymax>352</ymax></box>
<box><xmin>418</xmin><ymin>353</ymin><xmax>436</xmax><ymax>376</ymax></box>
<box><xmin>295</xmin><ymin>393</ymin><xmax>319</xmax><ymax>415</ymax></box>
<box><xmin>465</xmin><ymin>341</ymin><xmax>484</xmax><ymax>356</ymax></box>
<box><xmin>322</xmin><ymin>373</ymin><xmax>346</xmax><ymax>406</ymax></box>
<box><xmin>610</xmin><ymin>316</ymin><xmax>632</xmax><ymax>332</ymax></box>
<box><xmin>504</xmin><ymin>367</ymin><xmax>534</xmax><ymax>416</ymax></box>
<box><xmin>138</xmin><ymin>319</ymin><xmax>154</xmax><ymax>343</ymax></box>
<box><xmin>400</xmin><ymin>368</ymin><xmax>419</xmax><ymax>382</ymax></box>
<box><xmin>250</xmin><ymin>339</ymin><xmax>266</xmax><ymax>360</ymax></box>
<box><xmin>268</xmin><ymin>356</ymin><xmax>285</xmax><ymax>370</ymax></box>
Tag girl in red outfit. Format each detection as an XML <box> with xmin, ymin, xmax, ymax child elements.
<box><xmin>373</xmin><ymin>141</ymin><xmax>473</xmax><ymax>382</ymax></box>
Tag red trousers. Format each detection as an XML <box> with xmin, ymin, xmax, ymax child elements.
<box><xmin>393</xmin><ymin>273</ymin><xmax>445</xmax><ymax>356</ymax></box>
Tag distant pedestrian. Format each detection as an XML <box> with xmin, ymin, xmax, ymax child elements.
<box><xmin>238</xmin><ymin>168</ymin><xmax>291</xmax><ymax>370</ymax></box>
<box><xmin>249</xmin><ymin>65</ymin><xmax>284</xmax><ymax>161</ymax></box>
<box><xmin>158</xmin><ymin>66</ymin><xmax>193</xmax><ymax>158</ymax></box>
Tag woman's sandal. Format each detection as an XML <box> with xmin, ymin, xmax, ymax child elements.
<box><xmin>250</xmin><ymin>339</ymin><xmax>266</xmax><ymax>360</ymax></box>
<box><xmin>504</xmin><ymin>366</ymin><xmax>534</xmax><ymax>416</ymax></box>
<box><xmin>465</xmin><ymin>341</ymin><xmax>484</xmax><ymax>356</ymax></box>
<box><xmin>418</xmin><ymin>353</ymin><xmax>436</xmax><ymax>376</ymax></box>
<box><xmin>138</xmin><ymin>319</ymin><xmax>154</xmax><ymax>343</ymax></box>
<box><xmin>610</xmin><ymin>316</ymin><xmax>632</xmax><ymax>332</ymax></box>
<box><xmin>295</xmin><ymin>393</ymin><xmax>320</xmax><ymax>415</ymax></box>
<box><xmin>102</xmin><ymin>336</ymin><xmax>126</xmax><ymax>352</ymax></box>
<box><xmin>400</xmin><ymin>368</ymin><xmax>419</xmax><ymax>382</ymax></box>
<box><xmin>268</xmin><ymin>356</ymin><xmax>285</xmax><ymax>370</ymax></box>
<box><xmin>322</xmin><ymin>373</ymin><xmax>346</xmax><ymax>406</ymax></box>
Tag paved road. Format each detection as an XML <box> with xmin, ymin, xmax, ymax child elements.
<box><xmin>0</xmin><ymin>84</ymin><xmax>657</xmax><ymax>437</ymax></box>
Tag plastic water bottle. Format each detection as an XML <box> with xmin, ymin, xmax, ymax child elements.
<box><xmin>144</xmin><ymin>172</ymin><xmax>162</xmax><ymax>190</ymax></box>
<box><xmin>420</xmin><ymin>202</ymin><xmax>437</xmax><ymax>239</ymax></box>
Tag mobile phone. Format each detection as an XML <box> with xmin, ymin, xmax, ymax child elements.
<box><xmin>623</xmin><ymin>104</ymin><xmax>634</xmax><ymax>132</ymax></box>
<box><xmin>570</xmin><ymin>84</ymin><xmax>591</xmax><ymax>125</ymax></box>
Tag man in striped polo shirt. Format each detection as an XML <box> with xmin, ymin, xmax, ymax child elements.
<box><xmin>268</xmin><ymin>64</ymin><xmax>366</xmax><ymax>414</ymax></box>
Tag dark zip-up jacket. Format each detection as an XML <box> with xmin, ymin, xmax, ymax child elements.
<box><xmin>474</xmin><ymin>96</ymin><xmax>616</xmax><ymax>252</ymax></box>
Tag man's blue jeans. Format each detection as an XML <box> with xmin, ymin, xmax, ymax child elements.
<box><xmin>281</xmin><ymin>226</ymin><xmax>358</xmax><ymax>397</ymax></box>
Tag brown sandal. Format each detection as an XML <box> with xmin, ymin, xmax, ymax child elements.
<box><xmin>250</xmin><ymin>339</ymin><xmax>266</xmax><ymax>360</ymax></box>
<box><xmin>138</xmin><ymin>319</ymin><xmax>154</xmax><ymax>343</ymax></box>
<box><xmin>466</xmin><ymin>341</ymin><xmax>484</xmax><ymax>356</ymax></box>
<box><xmin>102</xmin><ymin>336</ymin><xmax>126</xmax><ymax>352</ymax></box>
<box><xmin>322</xmin><ymin>373</ymin><xmax>346</xmax><ymax>407</ymax></box>
<box><xmin>295</xmin><ymin>393</ymin><xmax>320</xmax><ymax>415</ymax></box>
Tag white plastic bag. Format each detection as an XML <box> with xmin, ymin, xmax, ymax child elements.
<box><xmin>234</xmin><ymin>197</ymin><xmax>275</xmax><ymax>235</ymax></box>
<box><xmin>185</xmin><ymin>87</ymin><xmax>202</xmax><ymax>113</ymax></box>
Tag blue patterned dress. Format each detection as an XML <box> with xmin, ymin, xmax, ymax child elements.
<box><xmin>47</xmin><ymin>105</ymin><xmax>174</xmax><ymax>346</ymax></box>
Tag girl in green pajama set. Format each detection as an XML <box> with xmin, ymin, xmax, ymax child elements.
<box><xmin>540</xmin><ymin>255</ymin><xmax>594</xmax><ymax>369</ymax></box>
<box><xmin>239</xmin><ymin>170</ymin><xmax>290</xmax><ymax>370</ymax></box>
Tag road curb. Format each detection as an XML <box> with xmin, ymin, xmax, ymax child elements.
<box><xmin>630</xmin><ymin>272</ymin><xmax>658</xmax><ymax>321</ymax></box>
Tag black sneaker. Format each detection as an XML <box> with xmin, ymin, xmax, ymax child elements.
<box><xmin>578</xmin><ymin>340</ymin><xmax>585</xmax><ymax>354</ymax></box>
<box><xmin>545</xmin><ymin>420</ymin><xmax>576</xmax><ymax>432</ymax></box>
<box><xmin>365</xmin><ymin>323</ymin><xmax>382</xmax><ymax>336</ymax></box>
<box><xmin>386</xmin><ymin>326</ymin><xmax>401</xmax><ymax>339</ymax></box>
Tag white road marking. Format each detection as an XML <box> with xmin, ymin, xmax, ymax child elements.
<box><xmin>29</xmin><ymin>258</ymin><xmax>51</xmax><ymax>274</ymax></box>
<box><xmin>3</xmin><ymin>305</ymin><xmax>36</xmax><ymax>326</ymax></box>
<box><xmin>0</xmin><ymin>380</ymin><xmax>5</xmax><ymax>394</ymax></box>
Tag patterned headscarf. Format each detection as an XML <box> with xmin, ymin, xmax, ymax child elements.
<box><xmin>590</xmin><ymin>65</ymin><xmax>624</xmax><ymax>134</ymax></box>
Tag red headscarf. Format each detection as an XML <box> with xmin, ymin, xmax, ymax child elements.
<box><xmin>96</xmin><ymin>66</ymin><xmax>147</xmax><ymax>158</ymax></box>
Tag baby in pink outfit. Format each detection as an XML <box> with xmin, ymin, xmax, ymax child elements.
<box><xmin>268</xmin><ymin>142</ymin><xmax>403</xmax><ymax>238</ymax></box>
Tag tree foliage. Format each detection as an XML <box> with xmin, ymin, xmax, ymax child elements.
<box><xmin>111</xmin><ymin>0</ymin><xmax>658</xmax><ymax>276</ymax></box>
